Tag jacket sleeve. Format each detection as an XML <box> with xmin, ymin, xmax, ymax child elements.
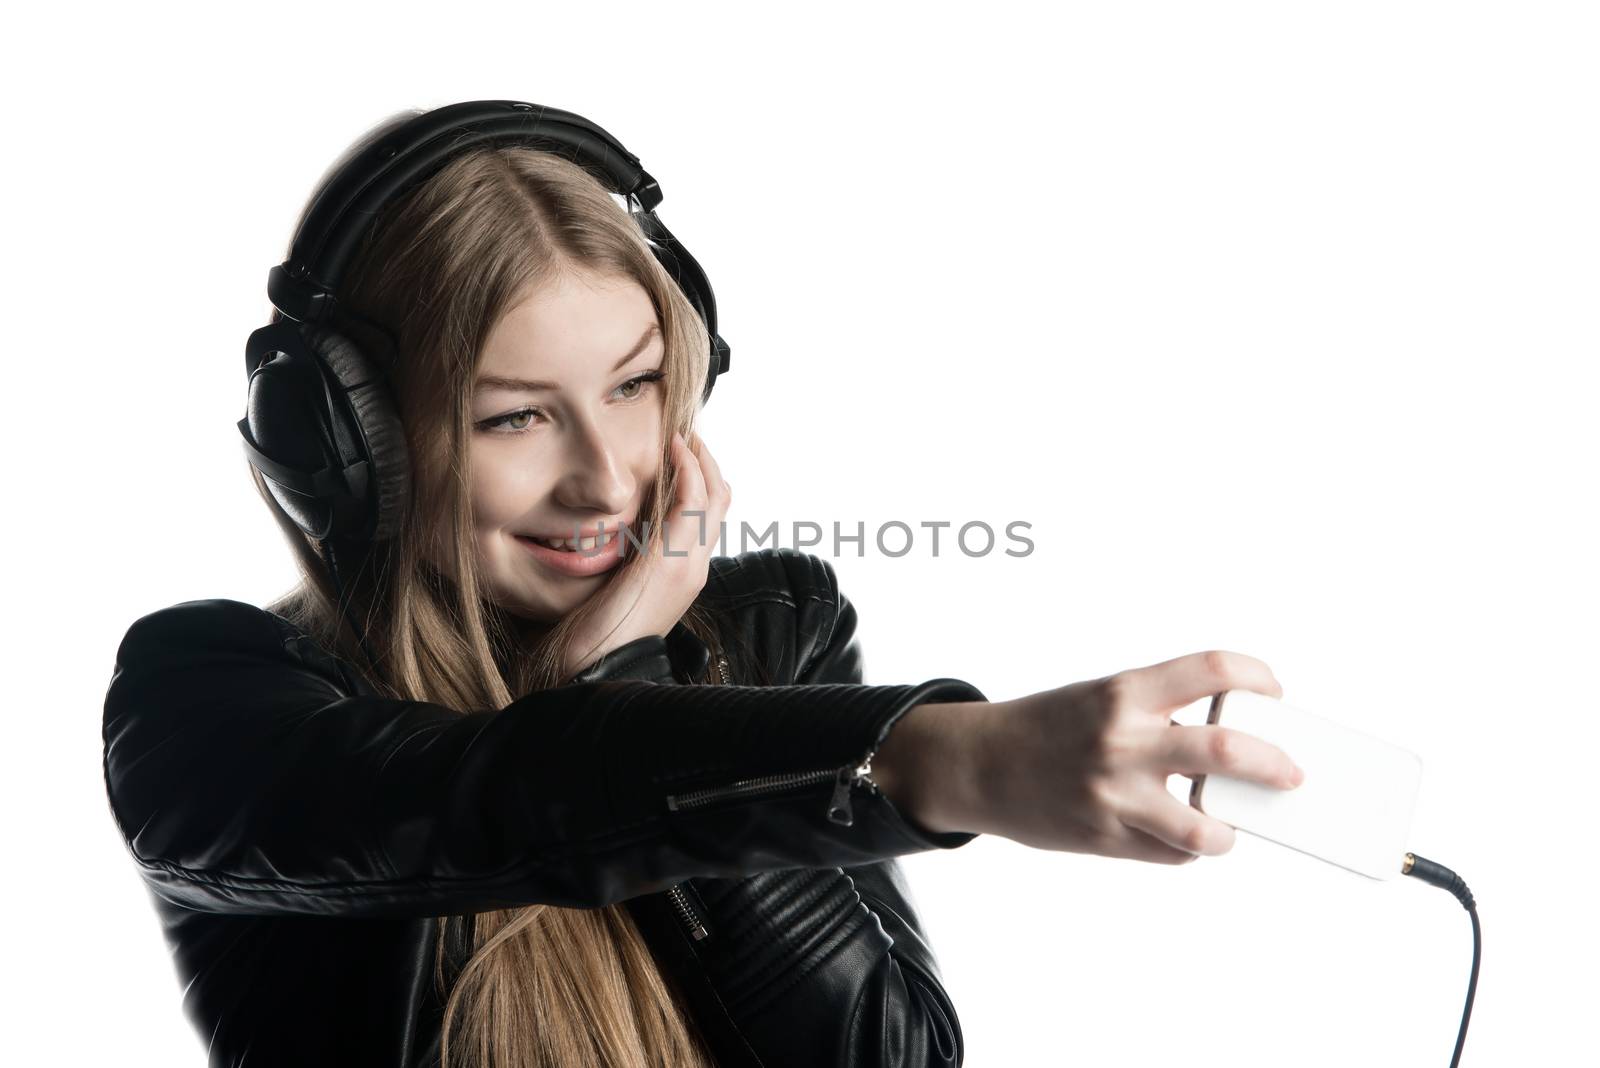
<box><xmin>100</xmin><ymin>597</ymin><xmax>984</xmax><ymax>919</ymax></box>
<box><xmin>663</xmin><ymin>555</ymin><xmax>975</xmax><ymax>1067</ymax></box>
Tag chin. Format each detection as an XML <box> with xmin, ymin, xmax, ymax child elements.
<box><xmin>492</xmin><ymin>578</ymin><xmax>596</xmax><ymax>624</ymax></box>
<box><xmin>493</xmin><ymin>596</ymin><xmax>560</xmax><ymax>625</ymax></box>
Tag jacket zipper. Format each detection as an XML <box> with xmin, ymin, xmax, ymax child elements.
<box><xmin>664</xmin><ymin>761</ymin><xmax>878</xmax><ymax>826</ymax></box>
<box><xmin>660</xmin><ymin>651</ymin><xmax>886</xmax><ymax>942</ymax></box>
<box><xmin>663</xmin><ymin>654</ymin><xmax>735</xmax><ymax>943</ymax></box>
<box><xmin>663</xmin><ymin>652</ymin><xmax>882</xmax><ymax>827</ymax></box>
<box><xmin>666</xmin><ymin>882</ymin><xmax>711</xmax><ymax>941</ymax></box>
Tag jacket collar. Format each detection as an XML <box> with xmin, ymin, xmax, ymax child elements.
<box><xmin>665</xmin><ymin>620</ymin><xmax>711</xmax><ymax>682</ymax></box>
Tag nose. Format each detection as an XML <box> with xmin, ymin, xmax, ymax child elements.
<box><xmin>552</xmin><ymin>416</ymin><xmax>634</xmax><ymax>517</ymax></box>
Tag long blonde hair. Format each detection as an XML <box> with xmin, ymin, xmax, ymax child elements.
<box><xmin>248</xmin><ymin>107</ymin><xmax>725</xmax><ymax>1068</ymax></box>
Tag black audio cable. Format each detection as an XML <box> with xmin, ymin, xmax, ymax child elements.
<box><xmin>1402</xmin><ymin>852</ymin><xmax>1479</xmax><ymax>1067</ymax></box>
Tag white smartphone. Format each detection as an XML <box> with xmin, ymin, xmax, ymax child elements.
<box><xmin>1188</xmin><ymin>689</ymin><xmax>1424</xmax><ymax>880</ymax></box>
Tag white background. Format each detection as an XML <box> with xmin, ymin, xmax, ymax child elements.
<box><xmin>6</xmin><ymin>2</ymin><xmax>1594</xmax><ymax>1064</ymax></box>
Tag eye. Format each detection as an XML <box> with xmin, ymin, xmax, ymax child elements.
<box><xmin>477</xmin><ymin>407</ymin><xmax>543</xmax><ymax>435</ymax></box>
<box><xmin>616</xmin><ymin>369</ymin><xmax>666</xmax><ymax>400</ymax></box>
<box><xmin>475</xmin><ymin>370</ymin><xmax>667</xmax><ymax>438</ymax></box>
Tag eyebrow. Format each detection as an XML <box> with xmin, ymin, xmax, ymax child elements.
<box><xmin>474</xmin><ymin>323</ymin><xmax>661</xmax><ymax>394</ymax></box>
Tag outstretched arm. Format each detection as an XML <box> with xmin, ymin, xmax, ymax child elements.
<box><xmin>101</xmin><ymin>596</ymin><xmax>981</xmax><ymax>919</ymax></box>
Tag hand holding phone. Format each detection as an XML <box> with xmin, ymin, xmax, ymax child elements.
<box><xmin>878</xmin><ymin>650</ymin><xmax>1305</xmax><ymax>863</ymax></box>
<box><xmin>1189</xmin><ymin>690</ymin><xmax>1424</xmax><ymax>880</ymax></box>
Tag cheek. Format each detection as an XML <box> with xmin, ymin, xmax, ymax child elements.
<box><xmin>468</xmin><ymin>445</ymin><xmax>551</xmax><ymax>528</ymax></box>
<box><xmin>630</xmin><ymin>409</ymin><xmax>665</xmax><ymax>479</ymax></box>
<box><xmin>633</xmin><ymin>436</ymin><xmax>661</xmax><ymax>480</ymax></box>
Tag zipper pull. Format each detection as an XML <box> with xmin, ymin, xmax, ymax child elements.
<box><xmin>828</xmin><ymin>766</ymin><xmax>857</xmax><ymax>826</ymax></box>
<box><xmin>829</xmin><ymin>750</ymin><xmax>878</xmax><ymax>827</ymax></box>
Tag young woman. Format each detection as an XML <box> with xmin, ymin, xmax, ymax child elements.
<box><xmin>101</xmin><ymin>105</ymin><xmax>1303</xmax><ymax>1068</ymax></box>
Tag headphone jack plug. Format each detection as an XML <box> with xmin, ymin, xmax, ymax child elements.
<box><xmin>1401</xmin><ymin>852</ymin><xmax>1479</xmax><ymax>1068</ymax></box>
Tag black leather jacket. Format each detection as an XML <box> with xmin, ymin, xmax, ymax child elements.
<box><xmin>101</xmin><ymin>547</ymin><xmax>988</xmax><ymax>1066</ymax></box>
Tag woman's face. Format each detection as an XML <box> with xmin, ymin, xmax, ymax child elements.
<box><xmin>456</xmin><ymin>267</ymin><xmax>667</xmax><ymax>623</ymax></box>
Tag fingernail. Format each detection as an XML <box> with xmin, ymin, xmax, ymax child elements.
<box><xmin>1290</xmin><ymin>765</ymin><xmax>1306</xmax><ymax>787</ymax></box>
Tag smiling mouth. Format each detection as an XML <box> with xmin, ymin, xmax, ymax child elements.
<box><xmin>518</xmin><ymin>530</ymin><xmax>621</xmax><ymax>553</ymax></box>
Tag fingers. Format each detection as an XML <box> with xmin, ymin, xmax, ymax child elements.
<box><xmin>643</xmin><ymin>432</ymin><xmax>703</xmax><ymax>559</ymax></box>
<box><xmin>668</xmin><ymin>431</ymin><xmax>731</xmax><ymax>550</ymax></box>
<box><xmin>1127</xmin><ymin>649</ymin><xmax>1282</xmax><ymax>713</ymax></box>
<box><xmin>1119</xmin><ymin>788</ymin><xmax>1238</xmax><ymax>858</ymax></box>
<box><xmin>688</xmin><ymin>433</ymin><xmax>732</xmax><ymax>534</ymax></box>
<box><xmin>670</xmin><ymin>430</ymin><xmax>708</xmax><ymax>511</ymax></box>
<box><xmin>688</xmin><ymin>431</ymin><xmax>731</xmax><ymax>503</ymax></box>
<box><xmin>666</xmin><ymin>431</ymin><xmax>730</xmax><ymax>558</ymax></box>
<box><xmin>1110</xmin><ymin>824</ymin><xmax>1206</xmax><ymax>866</ymax></box>
<box><xmin>1153</xmin><ymin>724</ymin><xmax>1303</xmax><ymax>790</ymax></box>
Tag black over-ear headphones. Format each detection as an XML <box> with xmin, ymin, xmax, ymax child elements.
<box><xmin>237</xmin><ymin>100</ymin><xmax>732</xmax><ymax>553</ymax></box>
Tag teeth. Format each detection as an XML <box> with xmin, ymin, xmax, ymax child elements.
<box><xmin>532</xmin><ymin>532</ymin><xmax>615</xmax><ymax>552</ymax></box>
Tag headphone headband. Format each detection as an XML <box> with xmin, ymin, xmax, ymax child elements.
<box><xmin>268</xmin><ymin>101</ymin><xmax>670</xmax><ymax>326</ymax></box>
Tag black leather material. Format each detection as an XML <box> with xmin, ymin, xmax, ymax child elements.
<box><xmin>102</xmin><ymin>547</ymin><xmax>985</xmax><ymax>1066</ymax></box>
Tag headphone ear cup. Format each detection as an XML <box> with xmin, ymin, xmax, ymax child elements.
<box><xmin>299</xmin><ymin>322</ymin><xmax>412</xmax><ymax>543</ymax></box>
<box><xmin>241</xmin><ymin>320</ymin><xmax>411</xmax><ymax>543</ymax></box>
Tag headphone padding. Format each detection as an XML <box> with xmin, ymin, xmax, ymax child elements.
<box><xmin>301</xmin><ymin>323</ymin><xmax>413</xmax><ymax>542</ymax></box>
